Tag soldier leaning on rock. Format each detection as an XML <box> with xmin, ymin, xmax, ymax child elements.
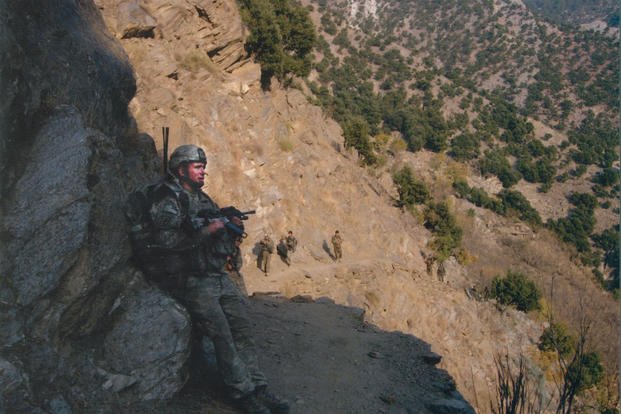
<box><xmin>141</xmin><ymin>145</ymin><xmax>288</xmax><ymax>414</ymax></box>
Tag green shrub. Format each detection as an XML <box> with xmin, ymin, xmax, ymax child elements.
<box><xmin>453</xmin><ymin>180</ymin><xmax>506</xmax><ymax>215</ymax></box>
<box><xmin>592</xmin><ymin>168</ymin><xmax>620</xmax><ymax>187</ymax></box>
<box><xmin>393</xmin><ymin>166</ymin><xmax>430</xmax><ymax>206</ymax></box>
<box><xmin>479</xmin><ymin>149</ymin><xmax>521</xmax><ymax>188</ymax></box>
<box><xmin>566</xmin><ymin>352</ymin><xmax>604</xmax><ymax>393</ymax></box>
<box><xmin>538</xmin><ymin>323</ymin><xmax>575</xmax><ymax>357</ymax></box>
<box><xmin>489</xmin><ymin>270</ymin><xmax>541</xmax><ymax>312</ymax></box>
<box><xmin>592</xmin><ymin>225</ymin><xmax>620</xmax><ymax>293</ymax></box>
<box><xmin>424</xmin><ymin>202</ymin><xmax>463</xmax><ymax>260</ymax></box>
<box><xmin>239</xmin><ymin>0</ymin><xmax>316</xmax><ymax>89</ymax></box>
<box><xmin>449</xmin><ymin>133</ymin><xmax>480</xmax><ymax>161</ymax></box>
<box><xmin>568</xmin><ymin>111</ymin><xmax>618</xmax><ymax>168</ymax></box>
<box><xmin>342</xmin><ymin>116</ymin><xmax>376</xmax><ymax>165</ymax></box>
<box><xmin>498</xmin><ymin>189</ymin><xmax>542</xmax><ymax>226</ymax></box>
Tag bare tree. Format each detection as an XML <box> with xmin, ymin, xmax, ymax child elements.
<box><xmin>546</xmin><ymin>279</ymin><xmax>605</xmax><ymax>414</ymax></box>
<box><xmin>491</xmin><ymin>353</ymin><xmax>548</xmax><ymax>414</ymax></box>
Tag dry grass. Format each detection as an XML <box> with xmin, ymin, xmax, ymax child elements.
<box><xmin>460</xmin><ymin>213</ymin><xmax>619</xmax><ymax>374</ymax></box>
<box><xmin>179</xmin><ymin>51</ymin><xmax>219</xmax><ymax>74</ymax></box>
<box><xmin>389</xmin><ymin>137</ymin><xmax>408</xmax><ymax>153</ymax></box>
<box><xmin>277</xmin><ymin>137</ymin><xmax>294</xmax><ymax>152</ymax></box>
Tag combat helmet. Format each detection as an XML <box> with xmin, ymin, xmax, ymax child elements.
<box><xmin>168</xmin><ymin>144</ymin><xmax>207</xmax><ymax>173</ymax></box>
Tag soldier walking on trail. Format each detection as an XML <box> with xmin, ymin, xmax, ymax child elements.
<box><xmin>258</xmin><ymin>234</ymin><xmax>274</xmax><ymax>275</ymax></box>
<box><xmin>331</xmin><ymin>230</ymin><xmax>343</xmax><ymax>261</ymax></box>
<box><xmin>285</xmin><ymin>231</ymin><xmax>297</xmax><ymax>253</ymax></box>
<box><xmin>131</xmin><ymin>145</ymin><xmax>288</xmax><ymax>414</ymax></box>
<box><xmin>277</xmin><ymin>237</ymin><xmax>290</xmax><ymax>266</ymax></box>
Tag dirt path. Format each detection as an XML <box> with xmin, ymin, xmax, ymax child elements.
<box><xmin>130</xmin><ymin>295</ymin><xmax>473</xmax><ymax>414</ymax></box>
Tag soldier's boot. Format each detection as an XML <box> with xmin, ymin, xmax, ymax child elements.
<box><xmin>256</xmin><ymin>386</ymin><xmax>290</xmax><ymax>414</ymax></box>
<box><xmin>238</xmin><ymin>393</ymin><xmax>271</xmax><ymax>414</ymax></box>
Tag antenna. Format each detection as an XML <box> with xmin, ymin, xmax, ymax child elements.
<box><xmin>162</xmin><ymin>126</ymin><xmax>169</xmax><ymax>176</ymax></box>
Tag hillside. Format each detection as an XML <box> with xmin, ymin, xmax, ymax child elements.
<box><xmin>301</xmin><ymin>0</ymin><xmax>619</xmax><ymax>275</ymax></box>
<box><xmin>93</xmin><ymin>0</ymin><xmax>618</xmax><ymax>411</ymax></box>
<box><xmin>0</xmin><ymin>0</ymin><xmax>618</xmax><ymax>413</ymax></box>
<box><xmin>521</xmin><ymin>0</ymin><xmax>619</xmax><ymax>26</ymax></box>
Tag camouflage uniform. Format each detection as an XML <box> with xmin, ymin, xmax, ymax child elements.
<box><xmin>258</xmin><ymin>236</ymin><xmax>274</xmax><ymax>274</ymax></box>
<box><xmin>285</xmin><ymin>233</ymin><xmax>297</xmax><ymax>253</ymax></box>
<box><xmin>150</xmin><ymin>177</ymin><xmax>266</xmax><ymax>399</ymax></box>
<box><xmin>277</xmin><ymin>238</ymin><xmax>290</xmax><ymax>266</ymax></box>
<box><xmin>331</xmin><ymin>231</ymin><xmax>343</xmax><ymax>261</ymax></box>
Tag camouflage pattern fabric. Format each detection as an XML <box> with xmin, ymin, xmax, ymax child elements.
<box><xmin>149</xmin><ymin>177</ymin><xmax>265</xmax><ymax>398</ymax></box>
<box><xmin>258</xmin><ymin>237</ymin><xmax>274</xmax><ymax>274</ymax></box>
<box><xmin>331</xmin><ymin>233</ymin><xmax>342</xmax><ymax>260</ymax></box>
<box><xmin>277</xmin><ymin>239</ymin><xmax>290</xmax><ymax>266</ymax></box>
<box><xmin>285</xmin><ymin>235</ymin><xmax>297</xmax><ymax>252</ymax></box>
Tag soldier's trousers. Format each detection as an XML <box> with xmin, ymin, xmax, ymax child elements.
<box><xmin>259</xmin><ymin>252</ymin><xmax>271</xmax><ymax>273</ymax></box>
<box><xmin>182</xmin><ymin>273</ymin><xmax>267</xmax><ymax>398</ymax></box>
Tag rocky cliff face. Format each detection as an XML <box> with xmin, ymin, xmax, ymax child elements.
<box><xmin>0</xmin><ymin>1</ymin><xmax>191</xmax><ymax>410</ymax></box>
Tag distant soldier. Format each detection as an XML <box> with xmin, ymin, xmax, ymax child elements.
<box><xmin>226</xmin><ymin>237</ymin><xmax>247</xmax><ymax>295</ymax></box>
<box><xmin>331</xmin><ymin>230</ymin><xmax>342</xmax><ymax>261</ymax></box>
<box><xmin>285</xmin><ymin>230</ymin><xmax>297</xmax><ymax>253</ymax></box>
<box><xmin>258</xmin><ymin>234</ymin><xmax>274</xmax><ymax>275</ymax></box>
<box><xmin>437</xmin><ymin>260</ymin><xmax>446</xmax><ymax>283</ymax></box>
<box><xmin>422</xmin><ymin>251</ymin><xmax>436</xmax><ymax>276</ymax></box>
<box><xmin>277</xmin><ymin>237</ymin><xmax>290</xmax><ymax>266</ymax></box>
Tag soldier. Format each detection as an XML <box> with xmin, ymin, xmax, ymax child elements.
<box><xmin>285</xmin><ymin>231</ymin><xmax>297</xmax><ymax>253</ymax></box>
<box><xmin>146</xmin><ymin>145</ymin><xmax>288</xmax><ymax>414</ymax></box>
<box><xmin>277</xmin><ymin>237</ymin><xmax>290</xmax><ymax>266</ymax></box>
<box><xmin>258</xmin><ymin>234</ymin><xmax>274</xmax><ymax>275</ymax></box>
<box><xmin>226</xmin><ymin>236</ymin><xmax>247</xmax><ymax>295</ymax></box>
<box><xmin>331</xmin><ymin>230</ymin><xmax>342</xmax><ymax>261</ymax></box>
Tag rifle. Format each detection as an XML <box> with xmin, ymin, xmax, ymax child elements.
<box><xmin>197</xmin><ymin>207</ymin><xmax>256</xmax><ymax>238</ymax></box>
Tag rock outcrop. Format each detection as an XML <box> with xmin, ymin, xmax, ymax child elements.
<box><xmin>97</xmin><ymin>0</ymin><xmax>249</xmax><ymax>72</ymax></box>
<box><xmin>0</xmin><ymin>1</ymin><xmax>189</xmax><ymax>410</ymax></box>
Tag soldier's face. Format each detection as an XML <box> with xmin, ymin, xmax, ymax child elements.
<box><xmin>182</xmin><ymin>162</ymin><xmax>206</xmax><ymax>187</ymax></box>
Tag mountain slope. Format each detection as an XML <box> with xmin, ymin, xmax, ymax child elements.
<box><xmin>93</xmin><ymin>0</ymin><xmax>619</xmax><ymax>411</ymax></box>
<box><xmin>522</xmin><ymin>0</ymin><xmax>619</xmax><ymax>26</ymax></box>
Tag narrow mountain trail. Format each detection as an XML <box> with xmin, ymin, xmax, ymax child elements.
<box><xmin>239</xmin><ymin>248</ymin><xmax>544</xmax><ymax>412</ymax></box>
<box><xmin>130</xmin><ymin>295</ymin><xmax>473</xmax><ymax>414</ymax></box>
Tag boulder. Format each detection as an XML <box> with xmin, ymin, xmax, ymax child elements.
<box><xmin>116</xmin><ymin>0</ymin><xmax>157</xmax><ymax>39</ymax></box>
